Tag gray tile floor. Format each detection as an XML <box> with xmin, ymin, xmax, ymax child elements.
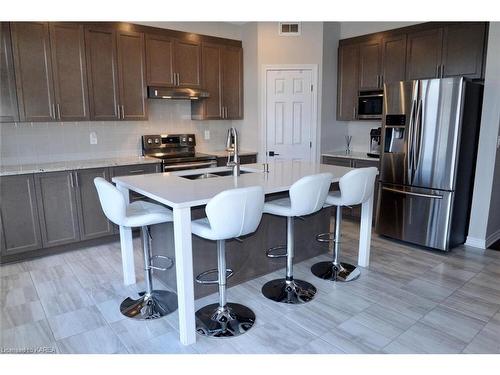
<box><xmin>1</xmin><ymin>220</ymin><xmax>500</xmax><ymax>354</ymax></box>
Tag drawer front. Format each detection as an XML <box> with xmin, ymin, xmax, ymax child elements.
<box><xmin>322</xmin><ymin>156</ymin><xmax>352</xmax><ymax>167</ymax></box>
<box><xmin>352</xmin><ymin>159</ymin><xmax>379</xmax><ymax>168</ymax></box>
<box><xmin>111</xmin><ymin>163</ymin><xmax>160</xmax><ymax>177</ymax></box>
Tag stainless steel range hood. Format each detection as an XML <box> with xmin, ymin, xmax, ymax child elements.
<box><xmin>148</xmin><ymin>86</ymin><xmax>209</xmax><ymax>100</ymax></box>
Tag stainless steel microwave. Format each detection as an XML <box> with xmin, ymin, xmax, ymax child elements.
<box><xmin>357</xmin><ymin>90</ymin><xmax>383</xmax><ymax>119</ymax></box>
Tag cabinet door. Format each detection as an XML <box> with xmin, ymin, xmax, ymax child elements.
<box><xmin>221</xmin><ymin>46</ymin><xmax>243</xmax><ymax>119</ymax></box>
<box><xmin>117</xmin><ymin>30</ymin><xmax>147</xmax><ymax>120</ymax></box>
<box><xmin>0</xmin><ymin>23</ymin><xmax>19</xmax><ymax>123</ymax></box>
<box><xmin>200</xmin><ymin>43</ymin><xmax>222</xmax><ymax>119</ymax></box>
<box><xmin>441</xmin><ymin>23</ymin><xmax>486</xmax><ymax>79</ymax></box>
<box><xmin>359</xmin><ymin>40</ymin><xmax>382</xmax><ymax>90</ymax></box>
<box><xmin>0</xmin><ymin>174</ymin><xmax>42</xmax><ymax>256</ymax></box>
<box><xmin>146</xmin><ymin>33</ymin><xmax>174</xmax><ymax>87</ymax></box>
<box><xmin>11</xmin><ymin>22</ymin><xmax>56</xmax><ymax>122</ymax></box>
<box><xmin>74</xmin><ymin>168</ymin><xmax>113</xmax><ymax>240</ymax></box>
<box><xmin>337</xmin><ymin>44</ymin><xmax>359</xmax><ymax>121</ymax></box>
<box><xmin>381</xmin><ymin>34</ymin><xmax>407</xmax><ymax>85</ymax></box>
<box><xmin>35</xmin><ymin>171</ymin><xmax>80</xmax><ymax>248</ymax></box>
<box><xmin>49</xmin><ymin>23</ymin><xmax>90</xmax><ymax>121</ymax></box>
<box><xmin>322</xmin><ymin>156</ymin><xmax>353</xmax><ymax>167</ymax></box>
<box><xmin>173</xmin><ymin>39</ymin><xmax>201</xmax><ymax>88</ymax></box>
<box><xmin>85</xmin><ymin>27</ymin><xmax>120</xmax><ymax>121</ymax></box>
<box><xmin>406</xmin><ymin>28</ymin><xmax>443</xmax><ymax>80</ymax></box>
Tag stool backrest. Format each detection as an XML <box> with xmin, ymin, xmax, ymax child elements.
<box><xmin>205</xmin><ymin>186</ymin><xmax>265</xmax><ymax>240</ymax></box>
<box><xmin>289</xmin><ymin>173</ymin><xmax>333</xmax><ymax>216</ymax></box>
<box><xmin>94</xmin><ymin>177</ymin><xmax>127</xmax><ymax>226</ymax></box>
<box><xmin>339</xmin><ymin>167</ymin><xmax>378</xmax><ymax>206</ymax></box>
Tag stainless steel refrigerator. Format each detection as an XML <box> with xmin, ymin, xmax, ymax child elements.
<box><xmin>376</xmin><ymin>77</ymin><xmax>483</xmax><ymax>251</ymax></box>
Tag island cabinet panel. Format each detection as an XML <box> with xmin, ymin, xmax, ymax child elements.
<box><xmin>0</xmin><ymin>23</ymin><xmax>19</xmax><ymax>123</ymax></box>
<box><xmin>117</xmin><ymin>30</ymin><xmax>147</xmax><ymax>120</ymax></box>
<box><xmin>85</xmin><ymin>27</ymin><xmax>121</xmax><ymax>121</ymax></box>
<box><xmin>74</xmin><ymin>168</ymin><xmax>114</xmax><ymax>240</ymax></box>
<box><xmin>358</xmin><ymin>40</ymin><xmax>382</xmax><ymax>90</ymax></box>
<box><xmin>221</xmin><ymin>46</ymin><xmax>243</xmax><ymax>119</ymax></box>
<box><xmin>35</xmin><ymin>171</ymin><xmax>80</xmax><ymax>248</ymax></box>
<box><xmin>174</xmin><ymin>39</ymin><xmax>201</xmax><ymax>88</ymax></box>
<box><xmin>146</xmin><ymin>34</ymin><xmax>174</xmax><ymax>86</ymax></box>
<box><xmin>406</xmin><ymin>28</ymin><xmax>443</xmax><ymax>80</ymax></box>
<box><xmin>441</xmin><ymin>23</ymin><xmax>486</xmax><ymax>79</ymax></box>
<box><xmin>216</xmin><ymin>154</ymin><xmax>257</xmax><ymax>167</ymax></box>
<box><xmin>0</xmin><ymin>174</ymin><xmax>42</xmax><ymax>256</ymax></box>
<box><xmin>49</xmin><ymin>23</ymin><xmax>90</xmax><ymax>121</ymax></box>
<box><xmin>381</xmin><ymin>34</ymin><xmax>407</xmax><ymax>85</ymax></box>
<box><xmin>10</xmin><ymin>22</ymin><xmax>56</xmax><ymax>122</ymax></box>
<box><xmin>337</xmin><ymin>43</ymin><xmax>359</xmax><ymax>121</ymax></box>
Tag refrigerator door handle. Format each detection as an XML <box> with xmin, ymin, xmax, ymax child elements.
<box><xmin>382</xmin><ymin>186</ymin><xmax>443</xmax><ymax>200</ymax></box>
<box><xmin>407</xmin><ymin>98</ymin><xmax>417</xmax><ymax>183</ymax></box>
<box><xmin>413</xmin><ymin>99</ymin><xmax>423</xmax><ymax>179</ymax></box>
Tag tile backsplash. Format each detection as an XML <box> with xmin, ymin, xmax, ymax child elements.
<box><xmin>346</xmin><ymin>121</ymin><xmax>382</xmax><ymax>152</ymax></box>
<box><xmin>0</xmin><ymin>100</ymin><xmax>233</xmax><ymax>166</ymax></box>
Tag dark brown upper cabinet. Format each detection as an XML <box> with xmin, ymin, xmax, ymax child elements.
<box><xmin>49</xmin><ymin>23</ymin><xmax>90</xmax><ymax>121</ymax></box>
<box><xmin>406</xmin><ymin>28</ymin><xmax>444</xmax><ymax>80</ymax></box>
<box><xmin>174</xmin><ymin>39</ymin><xmax>201</xmax><ymax>88</ymax></box>
<box><xmin>146</xmin><ymin>33</ymin><xmax>174</xmax><ymax>86</ymax></box>
<box><xmin>116</xmin><ymin>30</ymin><xmax>147</xmax><ymax>120</ymax></box>
<box><xmin>192</xmin><ymin>44</ymin><xmax>242</xmax><ymax>120</ymax></box>
<box><xmin>441</xmin><ymin>23</ymin><xmax>486</xmax><ymax>79</ymax></box>
<box><xmin>86</xmin><ymin>26</ymin><xmax>147</xmax><ymax>121</ymax></box>
<box><xmin>0</xmin><ymin>22</ymin><xmax>19</xmax><ymax>123</ymax></box>
<box><xmin>358</xmin><ymin>39</ymin><xmax>382</xmax><ymax>90</ymax></box>
<box><xmin>11</xmin><ymin>22</ymin><xmax>56</xmax><ymax>122</ymax></box>
<box><xmin>381</xmin><ymin>34</ymin><xmax>407</xmax><ymax>85</ymax></box>
<box><xmin>337</xmin><ymin>43</ymin><xmax>359</xmax><ymax>121</ymax></box>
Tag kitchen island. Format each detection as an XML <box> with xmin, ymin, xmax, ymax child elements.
<box><xmin>112</xmin><ymin>160</ymin><xmax>375</xmax><ymax>345</ymax></box>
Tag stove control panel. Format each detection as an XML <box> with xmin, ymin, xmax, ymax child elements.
<box><xmin>142</xmin><ymin>134</ymin><xmax>196</xmax><ymax>152</ymax></box>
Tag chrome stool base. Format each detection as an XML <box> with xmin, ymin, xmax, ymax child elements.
<box><xmin>262</xmin><ymin>279</ymin><xmax>317</xmax><ymax>304</ymax></box>
<box><xmin>311</xmin><ymin>261</ymin><xmax>360</xmax><ymax>282</ymax></box>
<box><xmin>196</xmin><ymin>302</ymin><xmax>255</xmax><ymax>338</ymax></box>
<box><xmin>120</xmin><ymin>290</ymin><xmax>178</xmax><ymax>320</ymax></box>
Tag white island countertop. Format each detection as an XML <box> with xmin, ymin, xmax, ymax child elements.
<box><xmin>322</xmin><ymin>150</ymin><xmax>380</xmax><ymax>162</ymax></box>
<box><xmin>112</xmin><ymin>160</ymin><xmax>353</xmax><ymax>209</ymax></box>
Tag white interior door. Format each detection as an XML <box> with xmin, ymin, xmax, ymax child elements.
<box><xmin>266</xmin><ymin>69</ymin><xmax>313</xmax><ymax>161</ymax></box>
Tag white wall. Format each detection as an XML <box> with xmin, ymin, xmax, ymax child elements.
<box><xmin>134</xmin><ymin>22</ymin><xmax>242</xmax><ymax>40</ymax></box>
<box><xmin>340</xmin><ymin>22</ymin><xmax>419</xmax><ymax>39</ymax></box>
<box><xmin>467</xmin><ymin>22</ymin><xmax>500</xmax><ymax>248</ymax></box>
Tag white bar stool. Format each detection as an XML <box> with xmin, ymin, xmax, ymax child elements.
<box><xmin>191</xmin><ymin>186</ymin><xmax>265</xmax><ymax>338</ymax></box>
<box><xmin>261</xmin><ymin>173</ymin><xmax>333</xmax><ymax>304</ymax></box>
<box><xmin>94</xmin><ymin>177</ymin><xmax>178</xmax><ymax>320</ymax></box>
<box><xmin>311</xmin><ymin>167</ymin><xmax>377</xmax><ymax>282</ymax></box>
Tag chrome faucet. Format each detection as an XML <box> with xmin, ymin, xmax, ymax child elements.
<box><xmin>226</xmin><ymin>127</ymin><xmax>240</xmax><ymax>176</ymax></box>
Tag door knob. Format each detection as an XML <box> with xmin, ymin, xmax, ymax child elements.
<box><xmin>268</xmin><ymin>151</ymin><xmax>280</xmax><ymax>157</ymax></box>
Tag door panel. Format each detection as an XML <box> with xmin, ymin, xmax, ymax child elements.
<box><xmin>146</xmin><ymin>34</ymin><xmax>174</xmax><ymax>86</ymax></box>
<box><xmin>406</xmin><ymin>28</ymin><xmax>443</xmax><ymax>80</ymax></box>
<box><xmin>411</xmin><ymin>78</ymin><xmax>464</xmax><ymax>191</ymax></box>
<box><xmin>0</xmin><ymin>175</ymin><xmax>42</xmax><ymax>255</ymax></box>
<box><xmin>266</xmin><ymin>69</ymin><xmax>313</xmax><ymax>162</ymax></box>
<box><xmin>337</xmin><ymin>44</ymin><xmax>359</xmax><ymax>120</ymax></box>
<box><xmin>85</xmin><ymin>27</ymin><xmax>120</xmax><ymax>120</ymax></box>
<box><xmin>201</xmin><ymin>44</ymin><xmax>222</xmax><ymax>119</ymax></box>
<box><xmin>442</xmin><ymin>23</ymin><xmax>486</xmax><ymax>79</ymax></box>
<box><xmin>222</xmin><ymin>46</ymin><xmax>243</xmax><ymax>119</ymax></box>
<box><xmin>381</xmin><ymin>34</ymin><xmax>407</xmax><ymax>85</ymax></box>
<box><xmin>376</xmin><ymin>184</ymin><xmax>453</xmax><ymax>250</ymax></box>
<box><xmin>117</xmin><ymin>30</ymin><xmax>147</xmax><ymax>120</ymax></box>
<box><xmin>174</xmin><ymin>40</ymin><xmax>201</xmax><ymax>88</ymax></box>
<box><xmin>359</xmin><ymin>40</ymin><xmax>381</xmax><ymax>90</ymax></box>
<box><xmin>49</xmin><ymin>23</ymin><xmax>89</xmax><ymax>121</ymax></box>
<box><xmin>35</xmin><ymin>171</ymin><xmax>80</xmax><ymax>248</ymax></box>
<box><xmin>0</xmin><ymin>23</ymin><xmax>19</xmax><ymax>122</ymax></box>
<box><xmin>11</xmin><ymin>22</ymin><xmax>55</xmax><ymax>122</ymax></box>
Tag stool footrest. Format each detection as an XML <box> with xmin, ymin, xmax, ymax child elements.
<box><xmin>266</xmin><ymin>245</ymin><xmax>288</xmax><ymax>258</ymax></box>
<box><xmin>196</xmin><ymin>268</ymin><xmax>234</xmax><ymax>284</ymax></box>
<box><xmin>316</xmin><ymin>232</ymin><xmax>339</xmax><ymax>243</ymax></box>
<box><xmin>148</xmin><ymin>255</ymin><xmax>174</xmax><ymax>271</ymax></box>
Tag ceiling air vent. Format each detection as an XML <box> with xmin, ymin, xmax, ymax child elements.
<box><xmin>279</xmin><ymin>22</ymin><xmax>301</xmax><ymax>36</ymax></box>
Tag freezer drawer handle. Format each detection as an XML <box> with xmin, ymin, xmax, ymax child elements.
<box><xmin>382</xmin><ymin>186</ymin><xmax>443</xmax><ymax>200</ymax></box>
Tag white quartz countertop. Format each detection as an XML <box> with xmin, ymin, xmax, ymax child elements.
<box><xmin>322</xmin><ymin>150</ymin><xmax>379</xmax><ymax>162</ymax></box>
<box><xmin>207</xmin><ymin>149</ymin><xmax>258</xmax><ymax>158</ymax></box>
<box><xmin>0</xmin><ymin>156</ymin><xmax>161</xmax><ymax>177</ymax></box>
<box><xmin>112</xmin><ymin>160</ymin><xmax>355</xmax><ymax>209</ymax></box>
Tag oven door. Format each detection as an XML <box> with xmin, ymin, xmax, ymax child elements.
<box><xmin>163</xmin><ymin>160</ymin><xmax>217</xmax><ymax>172</ymax></box>
<box><xmin>358</xmin><ymin>93</ymin><xmax>383</xmax><ymax>119</ymax></box>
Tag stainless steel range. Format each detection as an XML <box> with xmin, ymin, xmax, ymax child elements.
<box><xmin>142</xmin><ymin>134</ymin><xmax>217</xmax><ymax>172</ymax></box>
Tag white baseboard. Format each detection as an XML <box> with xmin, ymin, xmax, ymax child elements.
<box><xmin>486</xmin><ymin>228</ymin><xmax>500</xmax><ymax>248</ymax></box>
<box><xmin>465</xmin><ymin>236</ymin><xmax>486</xmax><ymax>249</ymax></box>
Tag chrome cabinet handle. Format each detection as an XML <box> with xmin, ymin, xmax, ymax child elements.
<box><xmin>436</xmin><ymin>65</ymin><xmax>440</xmax><ymax>78</ymax></box>
<box><xmin>353</xmin><ymin>106</ymin><xmax>357</xmax><ymax>119</ymax></box>
<box><xmin>440</xmin><ymin>64</ymin><xmax>445</xmax><ymax>78</ymax></box>
<box><xmin>121</xmin><ymin>105</ymin><xmax>125</xmax><ymax>119</ymax></box>
<box><xmin>69</xmin><ymin>172</ymin><xmax>74</xmax><ymax>188</ymax></box>
<box><xmin>177</xmin><ymin>73</ymin><xmax>180</xmax><ymax>86</ymax></box>
<box><xmin>380</xmin><ymin>75</ymin><xmax>383</xmax><ymax>87</ymax></box>
<box><xmin>56</xmin><ymin>103</ymin><xmax>61</xmax><ymax>120</ymax></box>
<box><xmin>376</xmin><ymin>75</ymin><xmax>380</xmax><ymax>88</ymax></box>
<box><xmin>172</xmin><ymin>72</ymin><xmax>175</xmax><ymax>86</ymax></box>
<box><xmin>74</xmin><ymin>171</ymin><xmax>79</xmax><ymax>187</ymax></box>
<box><xmin>117</xmin><ymin>104</ymin><xmax>121</xmax><ymax>119</ymax></box>
<box><xmin>51</xmin><ymin>104</ymin><xmax>56</xmax><ymax>120</ymax></box>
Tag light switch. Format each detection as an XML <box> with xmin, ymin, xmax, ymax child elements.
<box><xmin>204</xmin><ymin>130</ymin><xmax>210</xmax><ymax>140</ymax></box>
<box><xmin>90</xmin><ymin>132</ymin><xmax>98</xmax><ymax>145</ymax></box>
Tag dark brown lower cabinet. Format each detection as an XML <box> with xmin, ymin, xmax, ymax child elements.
<box><xmin>35</xmin><ymin>171</ymin><xmax>80</xmax><ymax>248</ymax></box>
<box><xmin>0</xmin><ymin>174</ymin><xmax>42</xmax><ymax>256</ymax></box>
<box><xmin>74</xmin><ymin>168</ymin><xmax>113</xmax><ymax>240</ymax></box>
<box><xmin>216</xmin><ymin>154</ymin><xmax>257</xmax><ymax>167</ymax></box>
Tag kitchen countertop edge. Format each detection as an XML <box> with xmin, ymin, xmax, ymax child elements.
<box><xmin>322</xmin><ymin>150</ymin><xmax>380</xmax><ymax>162</ymax></box>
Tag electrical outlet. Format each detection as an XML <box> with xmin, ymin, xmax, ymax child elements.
<box><xmin>204</xmin><ymin>130</ymin><xmax>210</xmax><ymax>140</ymax></box>
<box><xmin>90</xmin><ymin>132</ymin><xmax>98</xmax><ymax>145</ymax></box>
